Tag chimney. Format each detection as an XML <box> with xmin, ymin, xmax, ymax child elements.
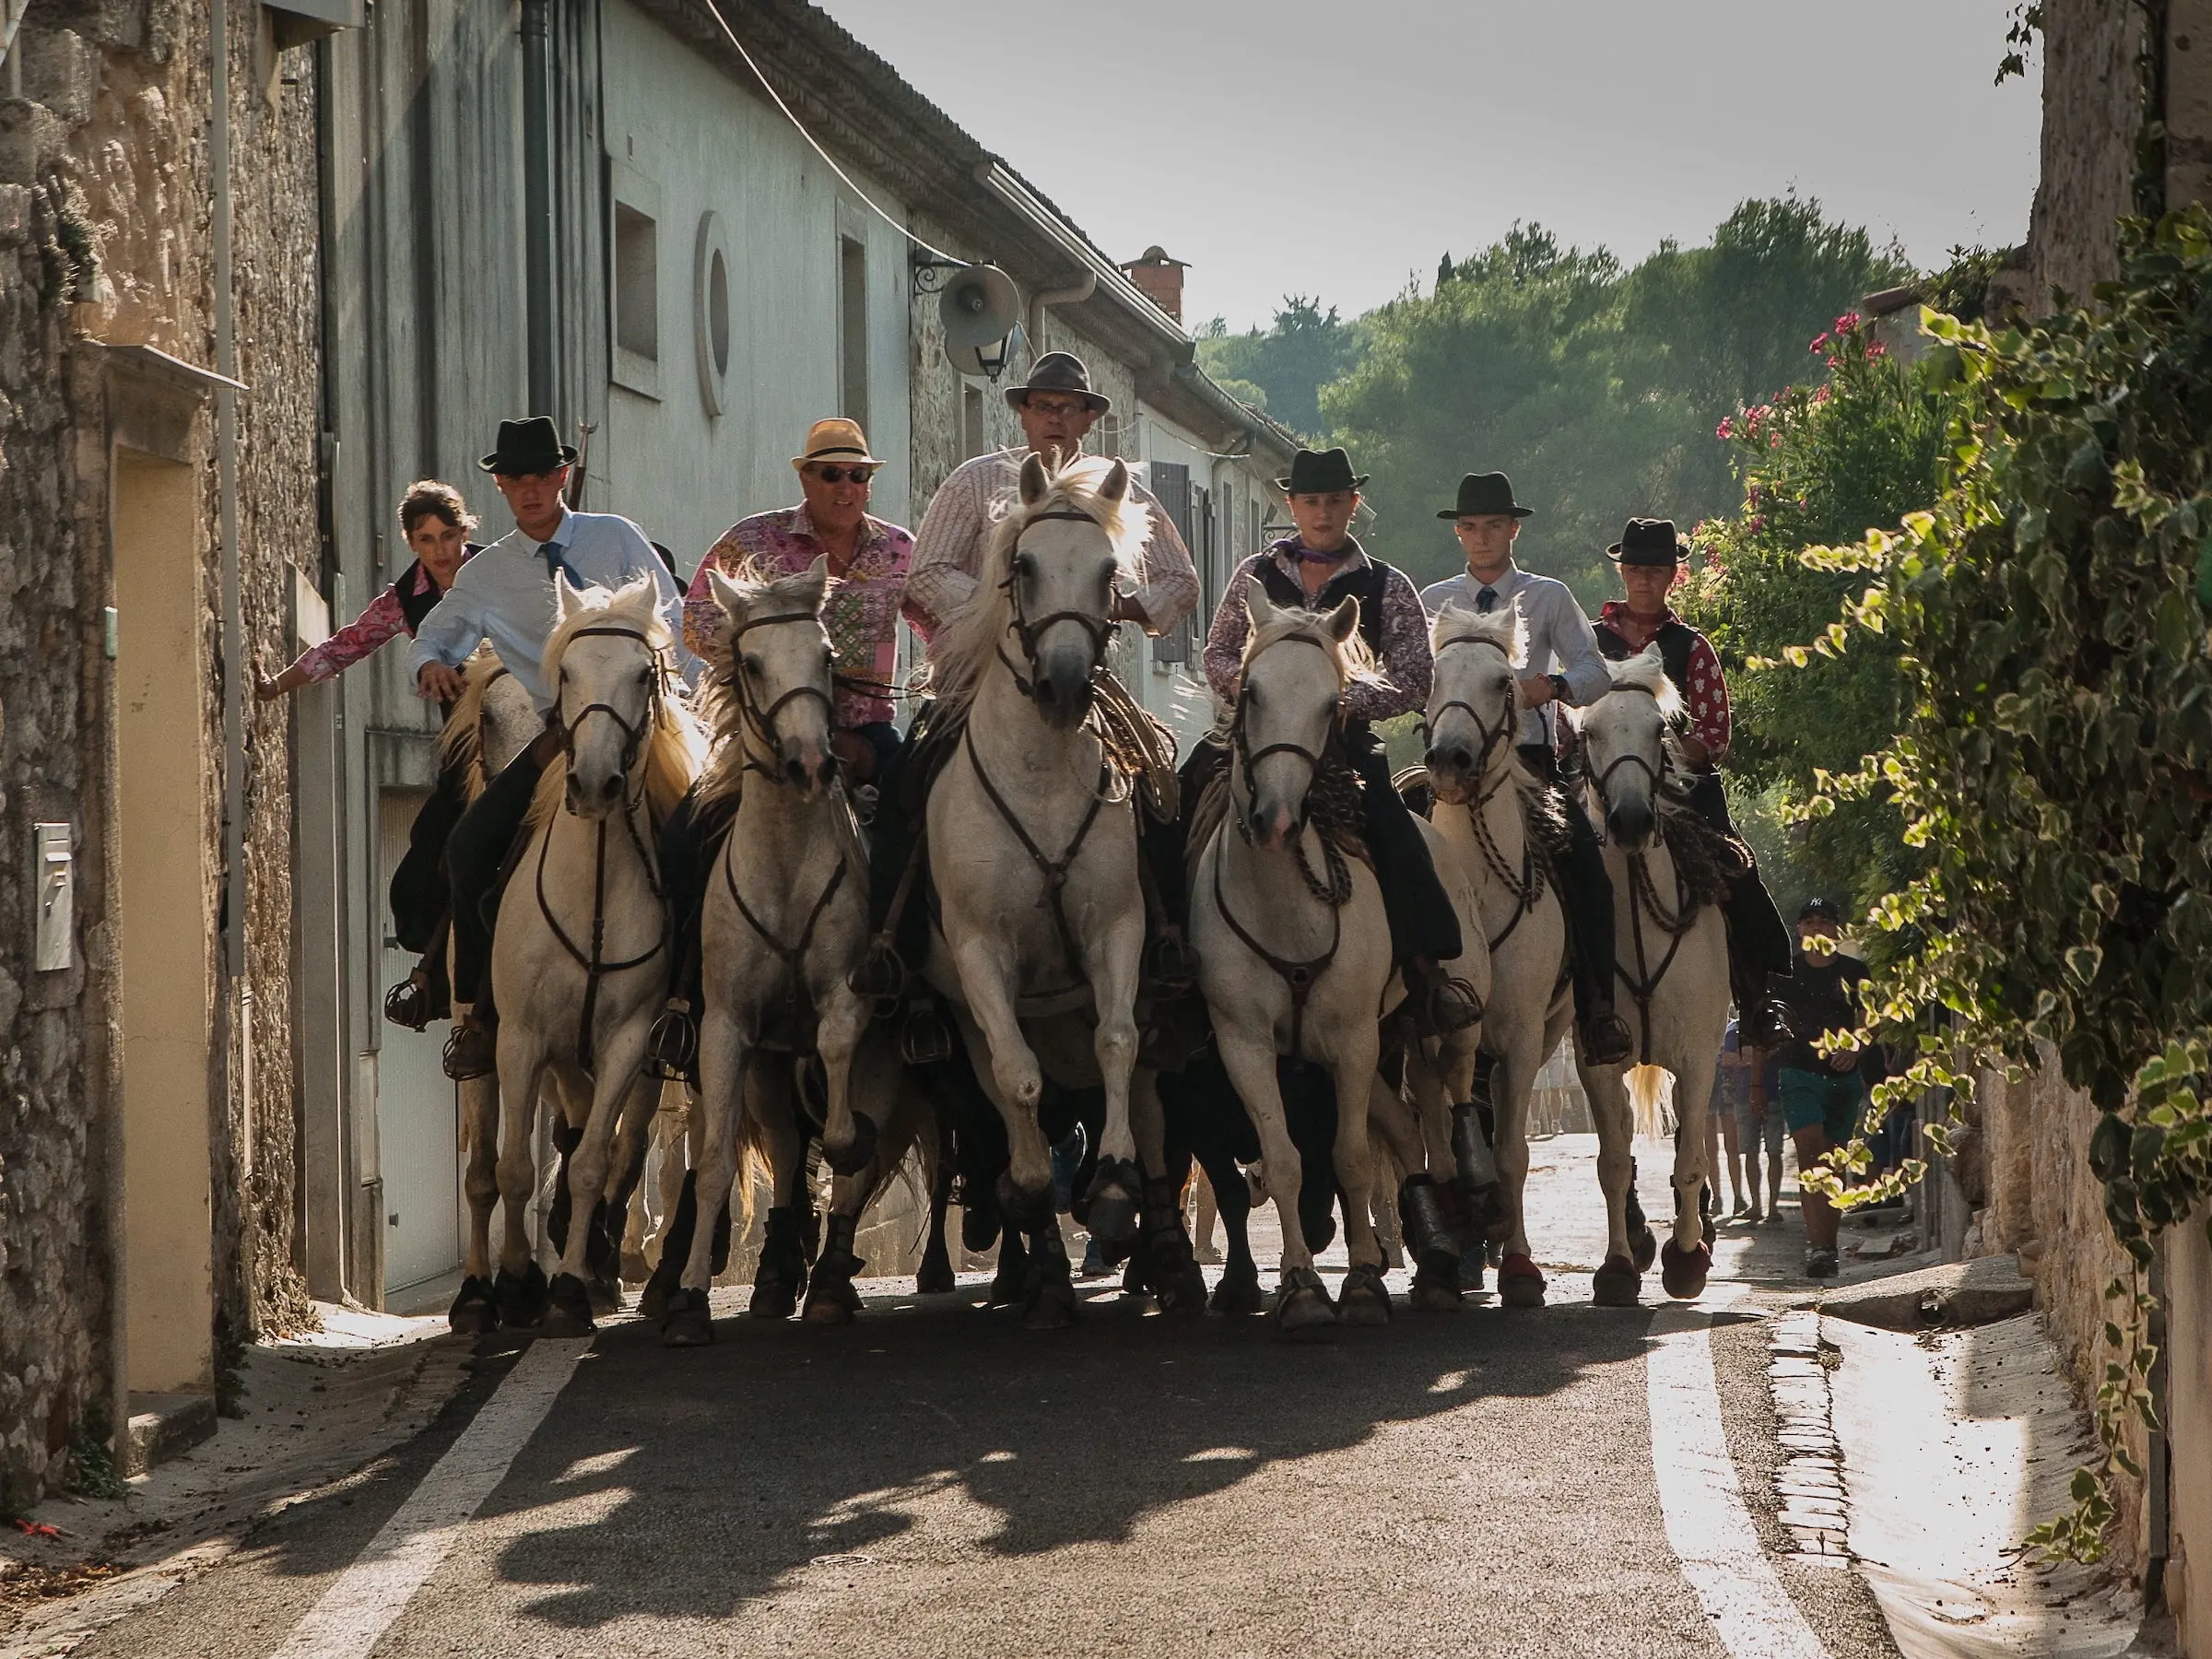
<box><xmin>1120</xmin><ymin>245</ymin><xmax>1187</xmax><ymax>324</ymax></box>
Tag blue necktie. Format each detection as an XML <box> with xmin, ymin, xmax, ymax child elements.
<box><xmin>1477</xmin><ymin>585</ymin><xmax>1497</xmax><ymax>614</ymax></box>
<box><xmin>539</xmin><ymin>539</ymin><xmax>584</xmax><ymax>589</ymax></box>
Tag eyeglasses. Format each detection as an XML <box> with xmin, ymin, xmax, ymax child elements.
<box><xmin>808</xmin><ymin>465</ymin><xmax>877</xmax><ymax>484</ymax></box>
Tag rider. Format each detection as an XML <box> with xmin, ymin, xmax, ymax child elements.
<box><xmin>407</xmin><ymin>416</ymin><xmax>698</xmax><ymax>1079</ymax></box>
<box><xmin>253</xmin><ymin>480</ymin><xmax>482</xmax><ymax>1028</ymax></box>
<box><xmin>655</xmin><ymin>418</ymin><xmax>924</xmax><ymax>1059</ymax></box>
<box><xmin>1198</xmin><ymin>446</ymin><xmax>1477</xmax><ymax>1037</ymax></box>
<box><xmin>868</xmin><ymin>352</ymin><xmax>1200</xmax><ymax>1047</ymax></box>
<box><xmin>1418</xmin><ymin>472</ymin><xmax>1635</xmax><ymax>1065</ymax></box>
<box><xmin>1590</xmin><ymin>517</ymin><xmax>1794</xmax><ymax>1045</ymax></box>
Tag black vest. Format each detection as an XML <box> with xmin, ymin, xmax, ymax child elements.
<box><xmin>1594</xmin><ymin>611</ymin><xmax>1701</xmax><ymax>693</ymax></box>
<box><xmin>1253</xmin><ymin>548</ymin><xmax>1393</xmax><ymax>661</ymax></box>
<box><xmin>393</xmin><ymin>544</ymin><xmax>481</xmax><ymax>636</ymax></box>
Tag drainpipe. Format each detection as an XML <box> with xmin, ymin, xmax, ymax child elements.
<box><xmin>211</xmin><ymin>0</ymin><xmax>244</xmax><ymax>989</ymax></box>
<box><xmin>1024</xmin><ymin>273</ymin><xmax>1095</xmax><ymax>365</ymax></box>
<box><xmin>521</xmin><ymin>0</ymin><xmax>556</xmax><ymax>415</ymax></box>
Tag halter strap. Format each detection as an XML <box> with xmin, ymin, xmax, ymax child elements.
<box><xmin>960</xmin><ymin>721</ymin><xmax>1112</xmax><ymax>993</ymax></box>
<box><xmin>1208</xmin><ymin>821</ymin><xmax>1341</xmax><ymax>1058</ymax></box>
<box><xmin>996</xmin><ymin>509</ymin><xmax>1117</xmax><ymax>701</ymax></box>
<box><xmin>726</xmin><ymin>609</ymin><xmax>840</xmax><ymax>783</ymax></box>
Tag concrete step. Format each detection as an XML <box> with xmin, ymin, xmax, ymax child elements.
<box><xmin>124</xmin><ymin>1391</ymin><xmax>217</xmax><ymax>1477</ymax></box>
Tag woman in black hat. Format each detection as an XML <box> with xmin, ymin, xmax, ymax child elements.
<box><xmin>1591</xmin><ymin>518</ymin><xmax>1793</xmax><ymax>1046</ymax></box>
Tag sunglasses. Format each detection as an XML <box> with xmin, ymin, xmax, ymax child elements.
<box><xmin>808</xmin><ymin>464</ymin><xmax>877</xmax><ymax>484</ymax></box>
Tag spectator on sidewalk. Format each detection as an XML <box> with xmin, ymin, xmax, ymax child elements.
<box><xmin>1711</xmin><ymin>1018</ymin><xmax>1753</xmax><ymax>1218</ymax></box>
<box><xmin>1772</xmin><ymin>898</ymin><xmax>1871</xmax><ymax>1279</ymax></box>
<box><xmin>1737</xmin><ymin>1031</ymin><xmax>1786</xmax><ymax>1222</ymax></box>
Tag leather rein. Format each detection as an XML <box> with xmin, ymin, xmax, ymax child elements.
<box><xmin>1587</xmin><ymin>681</ymin><xmax>1694</xmax><ymax>1065</ymax></box>
<box><xmin>1214</xmin><ymin>629</ymin><xmax>1351</xmax><ymax>1054</ymax></box>
<box><xmin>1428</xmin><ymin>631</ymin><xmax>1544</xmax><ymax>952</ymax></box>
<box><xmin>535</xmin><ymin>624</ymin><xmax>670</xmax><ymax>1071</ymax></box>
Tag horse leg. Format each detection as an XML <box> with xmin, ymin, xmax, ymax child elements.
<box><xmin>1582</xmin><ymin>1060</ymin><xmax>1642</xmax><ymax>1307</ymax></box>
<box><xmin>594</xmin><ymin>1074</ymin><xmax>655</xmax><ymax>1307</ymax></box>
<box><xmin>640</xmin><ymin>1093</ymin><xmax>700</xmax><ymax>1321</ymax></box>
<box><xmin>546</xmin><ymin>1024</ymin><xmax>650</xmax><ymax>1335</ymax></box>
<box><xmin>665</xmin><ymin>1006</ymin><xmax>746</xmax><ymax>1346</ymax></box>
<box><xmin>493</xmin><ymin>1033</ymin><xmax>552</xmax><ymax>1328</ymax></box>
<box><xmin>747</xmin><ymin>1060</ymin><xmax>811</xmax><ymax>1320</ymax></box>
<box><xmin>450</xmin><ymin>1071</ymin><xmax>503</xmax><ymax>1333</ymax></box>
<box><xmin>947</xmin><ymin>966</ymin><xmax>1053</xmax><ymax>1230</ymax></box>
<box><xmin>1330</xmin><ymin>1040</ymin><xmax>1392</xmax><ymax>1327</ymax></box>
<box><xmin>1077</xmin><ymin>921</ymin><xmax>1147</xmax><ymax>1252</ymax></box>
<box><xmin>917</xmin><ymin>1106</ymin><xmax>958</xmax><ymax>1294</ymax></box>
<box><xmin>814</xmin><ymin>987</ymin><xmax>878</xmax><ymax>1178</ymax></box>
<box><xmin>1129</xmin><ymin>1068</ymin><xmax>1205</xmax><ymax>1314</ymax></box>
<box><xmin>989</xmin><ymin>1221</ymin><xmax>1030</xmax><ymax>1307</ymax></box>
<box><xmin>1199</xmin><ymin>1132</ymin><xmax>1263</xmax><ymax>1314</ymax></box>
<box><xmin>1662</xmin><ymin>1050</ymin><xmax>1718</xmax><ymax>1300</ymax></box>
<box><xmin>1021</xmin><ymin>1200</ymin><xmax>1078</xmax><ymax>1331</ymax></box>
<box><xmin>1490</xmin><ymin>1031</ymin><xmax>1548</xmax><ymax>1310</ymax></box>
<box><xmin>1371</xmin><ymin>1074</ymin><xmax>1460</xmax><ymax>1312</ymax></box>
<box><xmin>1215</xmin><ymin>1025</ymin><xmax>1332</xmax><ymax>1338</ymax></box>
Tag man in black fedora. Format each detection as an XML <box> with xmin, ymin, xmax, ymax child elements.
<box><xmin>1591</xmin><ymin>518</ymin><xmax>1793</xmax><ymax>1045</ymax></box>
<box><xmin>1194</xmin><ymin>445</ymin><xmax>1479</xmax><ymax>1036</ymax></box>
<box><xmin>1419</xmin><ymin>472</ymin><xmax>1634</xmax><ymax>1065</ymax></box>
<box><xmin>408</xmin><ymin>415</ymin><xmax>697</xmax><ymax>1077</ymax></box>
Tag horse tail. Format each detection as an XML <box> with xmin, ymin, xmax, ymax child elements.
<box><xmin>1628</xmin><ymin>1065</ymin><xmax>1676</xmax><ymax>1138</ymax></box>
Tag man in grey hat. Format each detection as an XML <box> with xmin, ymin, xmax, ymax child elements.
<box><xmin>1419</xmin><ymin>472</ymin><xmax>1634</xmax><ymax>1065</ymax></box>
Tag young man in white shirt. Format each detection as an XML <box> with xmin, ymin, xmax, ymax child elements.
<box><xmin>411</xmin><ymin>416</ymin><xmax>694</xmax><ymax>1077</ymax></box>
<box><xmin>1418</xmin><ymin>472</ymin><xmax>1634</xmax><ymax>1065</ymax></box>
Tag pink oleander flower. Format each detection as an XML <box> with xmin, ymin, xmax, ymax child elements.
<box><xmin>1814</xmin><ymin>384</ymin><xmax>1832</xmax><ymax>404</ymax></box>
<box><xmin>1716</xmin><ymin>416</ymin><xmax>1734</xmax><ymax>439</ymax></box>
<box><xmin>1833</xmin><ymin>310</ymin><xmax>1862</xmax><ymax>333</ymax></box>
<box><xmin>1748</xmin><ymin>515</ymin><xmax>1767</xmax><ymax>533</ymax></box>
<box><xmin>1865</xmin><ymin>340</ymin><xmax>1888</xmax><ymax>359</ymax></box>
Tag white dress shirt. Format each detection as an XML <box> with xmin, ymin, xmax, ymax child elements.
<box><xmin>1420</xmin><ymin>564</ymin><xmax>1611</xmax><ymax>749</ymax></box>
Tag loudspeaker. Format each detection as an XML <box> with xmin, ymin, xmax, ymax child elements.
<box><xmin>939</xmin><ymin>264</ymin><xmax>1018</xmax><ymax>378</ymax></box>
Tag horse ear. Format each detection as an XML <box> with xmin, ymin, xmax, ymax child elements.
<box><xmin>1099</xmin><ymin>458</ymin><xmax>1130</xmax><ymax>503</ymax></box>
<box><xmin>1240</xmin><ymin>571</ymin><xmax>1275</xmax><ymax>626</ymax></box>
<box><xmin>1324</xmin><ymin>595</ymin><xmax>1360</xmax><ymax>644</ymax></box>
<box><xmin>799</xmin><ymin>552</ymin><xmax>830</xmax><ymax>596</ymax></box>
<box><xmin>554</xmin><ymin>574</ymin><xmax>584</xmax><ymax>622</ymax></box>
<box><xmin>705</xmin><ymin>564</ymin><xmax>747</xmax><ymax>615</ymax></box>
<box><xmin>1018</xmin><ymin>453</ymin><xmax>1051</xmax><ymax>507</ymax></box>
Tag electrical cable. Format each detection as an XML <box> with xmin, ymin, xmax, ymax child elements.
<box><xmin>698</xmin><ymin>0</ymin><xmax>966</xmax><ymax>265</ymax></box>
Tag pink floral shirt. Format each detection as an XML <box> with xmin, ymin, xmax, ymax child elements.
<box><xmin>1595</xmin><ymin>600</ymin><xmax>1732</xmax><ymax>762</ymax></box>
<box><xmin>292</xmin><ymin>560</ymin><xmax>454</xmax><ymax>683</ymax></box>
<box><xmin>683</xmin><ymin>507</ymin><xmax>922</xmax><ymax>728</ymax></box>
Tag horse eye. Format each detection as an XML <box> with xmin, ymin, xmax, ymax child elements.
<box><xmin>1014</xmin><ymin>551</ymin><xmax>1037</xmax><ymax>579</ymax></box>
<box><xmin>636</xmin><ymin>666</ymin><xmax>652</xmax><ymax>686</ymax></box>
<box><xmin>742</xmin><ymin>653</ymin><xmax>761</xmax><ymax>677</ymax></box>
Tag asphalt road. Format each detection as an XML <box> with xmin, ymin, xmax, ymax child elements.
<box><xmin>65</xmin><ymin>1138</ymin><xmax>1909</xmax><ymax>1659</ymax></box>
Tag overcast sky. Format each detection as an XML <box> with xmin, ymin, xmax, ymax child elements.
<box><xmin>813</xmin><ymin>0</ymin><xmax>2043</xmax><ymax>332</ymax></box>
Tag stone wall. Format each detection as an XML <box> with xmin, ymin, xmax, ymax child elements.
<box><xmin>0</xmin><ymin>0</ymin><xmax>321</xmax><ymax>1510</ymax></box>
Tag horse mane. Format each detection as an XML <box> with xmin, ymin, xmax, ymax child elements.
<box><xmin>438</xmin><ymin>644</ymin><xmax>508</xmax><ymax>806</ymax></box>
<box><xmin>692</xmin><ymin>558</ymin><xmax>842</xmax><ymax>819</ymax></box>
<box><xmin>524</xmin><ymin>576</ymin><xmax>706</xmax><ymax>831</ymax></box>
<box><xmin>1600</xmin><ymin>644</ymin><xmax>1686</xmax><ymax>720</ymax></box>
<box><xmin>1242</xmin><ymin>600</ymin><xmax>1389</xmax><ymax>696</ymax></box>
<box><xmin>1430</xmin><ymin>600</ymin><xmax>1529</xmax><ymax>668</ymax></box>
<box><xmin>925</xmin><ymin>453</ymin><xmax>1152</xmax><ymax>714</ymax></box>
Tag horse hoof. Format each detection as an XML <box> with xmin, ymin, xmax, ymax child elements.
<box><xmin>542</xmin><ymin>1272</ymin><xmax>597</xmax><ymax>1336</ymax></box>
<box><xmin>1339</xmin><ymin>1265</ymin><xmax>1394</xmax><ymax>1326</ymax></box>
<box><xmin>994</xmin><ymin>1173</ymin><xmax>1053</xmax><ymax>1232</ymax></box>
<box><xmin>1085</xmin><ymin>1159</ymin><xmax>1142</xmax><ymax>1249</ymax></box>
<box><xmin>1273</xmin><ymin>1269</ymin><xmax>1338</xmax><ymax>1340</ymax></box>
<box><xmin>1210</xmin><ymin>1268</ymin><xmax>1264</xmax><ymax>1315</ymax></box>
<box><xmin>620</xmin><ymin>1249</ymin><xmax>650</xmax><ymax>1284</ymax></box>
<box><xmin>586</xmin><ymin>1274</ymin><xmax>621</xmax><ymax>1316</ymax></box>
<box><xmin>1630</xmin><ymin>1226</ymin><xmax>1659</xmax><ymax>1275</ymax></box>
<box><xmin>495</xmin><ymin>1263</ymin><xmax>549</xmax><ymax>1329</ymax></box>
<box><xmin>1023</xmin><ymin>1279</ymin><xmax>1079</xmax><ymax>1331</ymax></box>
<box><xmin>1701</xmin><ymin>1214</ymin><xmax>1717</xmax><ymax>1248</ymax></box>
<box><xmin>1409</xmin><ymin>1278</ymin><xmax>1465</xmax><ymax>1313</ymax></box>
<box><xmin>960</xmin><ymin>1197</ymin><xmax>1002</xmax><ymax>1253</ymax></box>
<box><xmin>915</xmin><ymin>1255</ymin><xmax>957</xmax><ymax>1296</ymax></box>
<box><xmin>823</xmin><ymin>1112</ymin><xmax>879</xmax><ymax>1179</ymax></box>
<box><xmin>638</xmin><ymin>1278</ymin><xmax>669</xmax><ymax>1323</ymax></box>
<box><xmin>659</xmin><ymin>1287</ymin><xmax>714</xmax><ymax>1347</ymax></box>
<box><xmin>1497</xmin><ymin>1254</ymin><xmax>1547</xmax><ymax>1310</ymax></box>
<box><xmin>1157</xmin><ymin>1259</ymin><xmax>1209</xmax><ymax>1316</ymax></box>
<box><xmin>1660</xmin><ymin>1239</ymin><xmax>1712</xmax><ymax>1300</ymax></box>
<box><xmin>447</xmin><ymin>1277</ymin><xmax>501</xmax><ymax>1335</ymax></box>
<box><xmin>749</xmin><ymin>1279</ymin><xmax>801</xmax><ymax>1321</ymax></box>
<box><xmin>803</xmin><ymin>1288</ymin><xmax>857</xmax><ymax>1325</ymax></box>
<box><xmin>1592</xmin><ymin>1254</ymin><xmax>1642</xmax><ymax>1307</ymax></box>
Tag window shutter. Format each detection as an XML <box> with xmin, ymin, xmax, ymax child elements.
<box><xmin>1150</xmin><ymin>462</ymin><xmax>1193</xmax><ymax>663</ymax></box>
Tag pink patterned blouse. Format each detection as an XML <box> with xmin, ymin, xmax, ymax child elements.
<box><xmin>292</xmin><ymin>559</ymin><xmax>456</xmax><ymax>683</ymax></box>
<box><xmin>682</xmin><ymin>507</ymin><xmax>923</xmax><ymax>729</ymax></box>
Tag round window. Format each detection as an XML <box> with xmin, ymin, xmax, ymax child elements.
<box><xmin>709</xmin><ymin>248</ymin><xmax>730</xmax><ymax>379</ymax></box>
<box><xmin>693</xmin><ymin>210</ymin><xmax>733</xmax><ymax>417</ymax></box>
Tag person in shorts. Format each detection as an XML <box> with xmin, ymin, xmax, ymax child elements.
<box><xmin>1772</xmin><ymin>897</ymin><xmax>1870</xmax><ymax>1277</ymax></box>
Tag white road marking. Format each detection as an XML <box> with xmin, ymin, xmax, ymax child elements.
<box><xmin>269</xmin><ymin>1336</ymin><xmax>590</xmax><ymax>1659</ymax></box>
<box><xmin>1647</xmin><ymin>1299</ymin><xmax>1832</xmax><ymax>1659</ymax></box>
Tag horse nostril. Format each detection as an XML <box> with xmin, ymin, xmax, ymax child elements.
<box><xmin>786</xmin><ymin>757</ymin><xmax>808</xmax><ymax>786</ymax></box>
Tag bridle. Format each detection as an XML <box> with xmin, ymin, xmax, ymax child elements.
<box><xmin>1583</xmin><ymin>679</ymin><xmax>1693</xmax><ymax>1065</ymax></box>
<box><xmin>726</xmin><ymin>608</ymin><xmax>838</xmax><ymax>782</ymax></box>
<box><xmin>995</xmin><ymin>508</ymin><xmax>1116</xmax><ymax>701</ymax></box>
<box><xmin>1230</xmin><ymin>629</ymin><xmax>1341</xmax><ymax>849</ymax></box>
<box><xmin>538</xmin><ymin>622</ymin><xmax>672</xmax><ymax>1070</ymax></box>
<box><xmin>1424</xmin><ymin>631</ymin><xmax>1521</xmax><ymax>808</ymax></box>
<box><xmin>1584</xmin><ymin>681</ymin><xmax>1677</xmax><ymax>833</ymax></box>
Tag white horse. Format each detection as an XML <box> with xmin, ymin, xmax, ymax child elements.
<box><xmin>923</xmin><ymin>452</ymin><xmax>1159</xmax><ymax>1329</ymax></box>
<box><xmin>1419</xmin><ymin>603</ymin><xmax>1576</xmax><ymax>1309</ymax></box>
<box><xmin>660</xmin><ymin>557</ymin><xmax>927</xmax><ymax>1342</ymax></box>
<box><xmin>484</xmin><ymin>577</ymin><xmax>704</xmax><ymax>1335</ymax></box>
<box><xmin>1572</xmin><ymin>646</ymin><xmax>1731</xmax><ymax>1301</ymax></box>
<box><xmin>1192</xmin><ymin>575</ymin><xmax>1486</xmax><ymax>1336</ymax></box>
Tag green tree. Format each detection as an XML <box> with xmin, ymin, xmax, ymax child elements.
<box><xmin>1194</xmin><ymin>296</ymin><xmax>1356</xmax><ymax>439</ymax></box>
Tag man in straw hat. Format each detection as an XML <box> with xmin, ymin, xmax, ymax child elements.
<box><xmin>1196</xmin><ymin>446</ymin><xmax>1480</xmax><ymax>1036</ymax></box>
<box><xmin>1593</xmin><ymin>517</ymin><xmax>1794</xmax><ymax>1047</ymax></box>
<box><xmin>1419</xmin><ymin>472</ymin><xmax>1635</xmax><ymax>1065</ymax></box>
<box><xmin>647</xmin><ymin>418</ymin><xmax>926</xmax><ymax>1075</ymax></box>
<box><xmin>409</xmin><ymin>415</ymin><xmax>698</xmax><ymax>1078</ymax></box>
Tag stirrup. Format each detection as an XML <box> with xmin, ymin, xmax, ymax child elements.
<box><xmin>1146</xmin><ymin>930</ymin><xmax>1198</xmax><ymax>993</ymax></box>
<box><xmin>1581</xmin><ymin>1008</ymin><xmax>1635</xmax><ymax>1066</ymax></box>
<box><xmin>900</xmin><ymin>1001</ymin><xmax>953</xmax><ymax>1066</ymax></box>
<box><xmin>1425</xmin><ymin>973</ymin><xmax>1483</xmax><ymax>1036</ymax></box>
<box><xmin>441</xmin><ymin>1019</ymin><xmax>497</xmax><ymax>1081</ymax></box>
<box><xmin>848</xmin><ymin>943</ymin><xmax>907</xmax><ymax>1015</ymax></box>
<box><xmin>647</xmin><ymin>999</ymin><xmax>699</xmax><ymax>1083</ymax></box>
<box><xmin>384</xmin><ymin>973</ymin><xmax>432</xmax><ymax>1032</ymax></box>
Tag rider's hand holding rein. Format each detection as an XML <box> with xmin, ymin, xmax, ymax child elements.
<box><xmin>418</xmin><ymin>660</ymin><xmax>468</xmax><ymax>703</ymax></box>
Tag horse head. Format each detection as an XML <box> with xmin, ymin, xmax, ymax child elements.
<box><xmin>1424</xmin><ymin>601</ymin><xmax>1525</xmax><ymax>804</ymax></box>
<box><xmin>705</xmin><ymin>554</ymin><xmax>839</xmax><ymax>798</ymax></box>
<box><xmin>1577</xmin><ymin>644</ymin><xmax>1683</xmax><ymax>851</ymax></box>
<box><xmin>1233</xmin><ymin>572</ymin><xmax>1362</xmax><ymax>853</ymax></box>
<box><xmin>544</xmin><ymin>574</ymin><xmax>672</xmax><ymax>819</ymax></box>
<box><xmin>993</xmin><ymin>453</ymin><xmax>1135</xmax><ymax>729</ymax></box>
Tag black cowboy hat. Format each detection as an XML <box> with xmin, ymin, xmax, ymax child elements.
<box><xmin>1004</xmin><ymin>350</ymin><xmax>1112</xmax><ymax>415</ymax></box>
<box><xmin>479</xmin><ymin>415</ymin><xmax>578</xmax><ymax>475</ymax></box>
<box><xmin>1275</xmin><ymin>446</ymin><xmax>1368</xmax><ymax>495</ymax></box>
<box><xmin>1438</xmin><ymin>471</ymin><xmax>1534</xmax><ymax>520</ymax></box>
<box><xmin>1606</xmin><ymin>517</ymin><xmax>1690</xmax><ymax>566</ymax></box>
<box><xmin>1798</xmin><ymin>896</ymin><xmax>1843</xmax><ymax>923</ymax></box>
